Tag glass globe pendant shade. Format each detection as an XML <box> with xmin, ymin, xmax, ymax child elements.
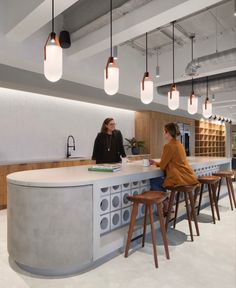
<box><xmin>168</xmin><ymin>84</ymin><xmax>179</xmax><ymax>110</ymax></box>
<box><xmin>140</xmin><ymin>72</ymin><xmax>153</xmax><ymax>104</ymax></box>
<box><xmin>202</xmin><ymin>99</ymin><xmax>212</xmax><ymax>118</ymax></box>
<box><xmin>44</xmin><ymin>33</ymin><xmax>63</xmax><ymax>82</ymax></box>
<box><xmin>188</xmin><ymin>92</ymin><xmax>198</xmax><ymax>114</ymax></box>
<box><xmin>104</xmin><ymin>57</ymin><xmax>119</xmax><ymax>95</ymax></box>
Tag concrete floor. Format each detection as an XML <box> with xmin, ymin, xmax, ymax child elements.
<box><xmin>0</xmin><ymin>184</ymin><xmax>236</xmax><ymax>288</ymax></box>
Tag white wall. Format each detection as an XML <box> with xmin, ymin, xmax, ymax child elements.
<box><xmin>0</xmin><ymin>88</ymin><xmax>135</xmax><ymax>163</ymax></box>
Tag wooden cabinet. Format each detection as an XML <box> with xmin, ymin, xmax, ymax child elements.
<box><xmin>135</xmin><ymin>111</ymin><xmax>195</xmax><ymax>158</ymax></box>
<box><xmin>0</xmin><ymin>159</ymin><xmax>95</xmax><ymax>209</ymax></box>
<box><xmin>195</xmin><ymin>120</ymin><xmax>226</xmax><ymax>156</ymax></box>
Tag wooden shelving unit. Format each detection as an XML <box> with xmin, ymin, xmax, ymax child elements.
<box><xmin>195</xmin><ymin>120</ymin><xmax>226</xmax><ymax>157</ymax></box>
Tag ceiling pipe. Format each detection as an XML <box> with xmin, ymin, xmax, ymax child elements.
<box><xmin>185</xmin><ymin>47</ymin><xmax>236</xmax><ymax>76</ymax></box>
<box><xmin>157</xmin><ymin>71</ymin><xmax>236</xmax><ymax>97</ymax></box>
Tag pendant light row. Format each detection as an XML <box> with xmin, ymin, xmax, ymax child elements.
<box><xmin>43</xmin><ymin>1</ymin><xmax>213</xmax><ymax>119</ymax></box>
<box><xmin>103</xmin><ymin>10</ymin><xmax>212</xmax><ymax>118</ymax></box>
<box><xmin>166</xmin><ymin>22</ymin><xmax>212</xmax><ymax>118</ymax></box>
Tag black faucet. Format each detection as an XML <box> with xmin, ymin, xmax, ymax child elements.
<box><xmin>67</xmin><ymin>135</ymin><xmax>75</xmax><ymax>158</ymax></box>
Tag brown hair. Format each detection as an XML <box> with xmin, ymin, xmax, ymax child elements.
<box><xmin>101</xmin><ymin>118</ymin><xmax>114</xmax><ymax>133</ymax></box>
<box><xmin>164</xmin><ymin>123</ymin><xmax>180</xmax><ymax>139</ymax></box>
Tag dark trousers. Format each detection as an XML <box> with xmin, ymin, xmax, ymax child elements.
<box><xmin>150</xmin><ymin>177</ymin><xmax>166</xmax><ymax>192</ymax></box>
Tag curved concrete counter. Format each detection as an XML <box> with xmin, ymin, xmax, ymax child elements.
<box><xmin>7</xmin><ymin>157</ymin><xmax>231</xmax><ymax>276</ymax></box>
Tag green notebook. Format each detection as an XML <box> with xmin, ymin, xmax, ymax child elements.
<box><xmin>88</xmin><ymin>165</ymin><xmax>121</xmax><ymax>172</ymax></box>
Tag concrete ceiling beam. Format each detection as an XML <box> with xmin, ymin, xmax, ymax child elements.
<box><xmin>68</xmin><ymin>0</ymin><xmax>223</xmax><ymax>61</ymax></box>
<box><xmin>6</xmin><ymin>0</ymin><xmax>79</xmax><ymax>41</ymax></box>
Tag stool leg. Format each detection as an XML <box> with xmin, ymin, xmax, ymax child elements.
<box><xmin>125</xmin><ymin>202</ymin><xmax>139</xmax><ymax>258</ymax></box>
<box><xmin>188</xmin><ymin>191</ymin><xmax>200</xmax><ymax>236</ymax></box>
<box><xmin>165</xmin><ymin>191</ymin><xmax>175</xmax><ymax>231</ymax></box>
<box><xmin>226</xmin><ymin>177</ymin><xmax>233</xmax><ymax>210</ymax></box>
<box><xmin>184</xmin><ymin>192</ymin><xmax>194</xmax><ymax>241</ymax></box>
<box><xmin>194</xmin><ymin>186</ymin><xmax>200</xmax><ymax>206</ymax></box>
<box><xmin>197</xmin><ymin>184</ymin><xmax>204</xmax><ymax>215</ymax></box>
<box><xmin>173</xmin><ymin>192</ymin><xmax>180</xmax><ymax>228</ymax></box>
<box><xmin>228</xmin><ymin>177</ymin><xmax>236</xmax><ymax>208</ymax></box>
<box><xmin>208</xmin><ymin>184</ymin><xmax>216</xmax><ymax>224</ymax></box>
<box><xmin>157</xmin><ymin>203</ymin><xmax>170</xmax><ymax>260</ymax></box>
<box><xmin>142</xmin><ymin>205</ymin><xmax>148</xmax><ymax>247</ymax></box>
<box><xmin>211</xmin><ymin>182</ymin><xmax>220</xmax><ymax>221</ymax></box>
<box><xmin>149</xmin><ymin>204</ymin><xmax>158</xmax><ymax>268</ymax></box>
<box><xmin>217</xmin><ymin>178</ymin><xmax>222</xmax><ymax>201</ymax></box>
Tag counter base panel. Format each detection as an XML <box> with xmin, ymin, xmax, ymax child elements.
<box><xmin>7</xmin><ymin>184</ymin><xmax>93</xmax><ymax>276</ymax></box>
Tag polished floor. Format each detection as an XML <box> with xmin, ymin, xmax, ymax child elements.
<box><xmin>0</xmin><ymin>185</ymin><xmax>236</xmax><ymax>288</ymax></box>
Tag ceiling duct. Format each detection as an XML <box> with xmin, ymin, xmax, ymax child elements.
<box><xmin>185</xmin><ymin>48</ymin><xmax>236</xmax><ymax>76</ymax></box>
<box><xmin>157</xmin><ymin>71</ymin><xmax>236</xmax><ymax>96</ymax></box>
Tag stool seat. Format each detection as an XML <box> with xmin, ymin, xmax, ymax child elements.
<box><xmin>166</xmin><ymin>185</ymin><xmax>200</xmax><ymax>193</ymax></box>
<box><xmin>125</xmin><ymin>191</ymin><xmax>170</xmax><ymax>268</ymax></box>
<box><xmin>165</xmin><ymin>184</ymin><xmax>200</xmax><ymax>241</ymax></box>
<box><xmin>127</xmin><ymin>191</ymin><xmax>168</xmax><ymax>204</ymax></box>
<box><xmin>198</xmin><ymin>176</ymin><xmax>221</xmax><ymax>184</ymax></box>
<box><xmin>213</xmin><ymin>171</ymin><xmax>234</xmax><ymax>177</ymax></box>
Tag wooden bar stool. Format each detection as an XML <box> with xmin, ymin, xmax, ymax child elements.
<box><xmin>197</xmin><ymin>176</ymin><xmax>221</xmax><ymax>224</ymax></box>
<box><xmin>124</xmin><ymin>191</ymin><xmax>170</xmax><ymax>268</ymax></box>
<box><xmin>165</xmin><ymin>184</ymin><xmax>200</xmax><ymax>242</ymax></box>
<box><xmin>213</xmin><ymin>171</ymin><xmax>236</xmax><ymax>210</ymax></box>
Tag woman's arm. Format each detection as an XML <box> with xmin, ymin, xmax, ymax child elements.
<box><xmin>92</xmin><ymin>134</ymin><xmax>101</xmax><ymax>161</ymax></box>
<box><xmin>150</xmin><ymin>144</ymin><xmax>173</xmax><ymax>169</ymax></box>
<box><xmin>158</xmin><ymin>144</ymin><xmax>174</xmax><ymax>170</ymax></box>
<box><xmin>116</xmin><ymin>130</ymin><xmax>126</xmax><ymax>157</ymax></box>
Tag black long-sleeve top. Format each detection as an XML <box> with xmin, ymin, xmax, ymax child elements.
<box><xmin>92</xmin><ymin>130</ymin><xmax>126</xmax><ymax>164</ymax></box>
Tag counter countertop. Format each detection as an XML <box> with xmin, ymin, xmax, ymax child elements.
<box><xmin>0</xmin><ymin>154</ymin><xmax>150</xmax><ymax>166</ymax></box>
<box><xmin>7</xmin><ymin>157</ymin><xmax>231</xmax><ymax>188</ymax></box>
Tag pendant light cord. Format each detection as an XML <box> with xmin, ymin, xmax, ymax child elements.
<box><xmin>146</xmin><ymin>32</ymin><xmax>148</xmax><ymax>72</ymax></box>
<box><xmin>172</xmin><ymin>21</ymin><xmax>175</xmax><ymax>84</ymax></box>
<box><xmin>110</xmin><ymin>0</ymin><xmax>113</xmax><ymax>57</ymax></box>
<box><xmin>52</xmin><ymin>0</ymin><xmax>54</xmax><ymax>33</ymax></box>
<box><xmin>206</xmin><ymin>76</ymin><xmax>209</xmax><ymax>100</ymax></box>
<box><xmin>215</xmin><ymin>7</ymin><xmax>218</xmax><ymax>53</ymax></box>
<box><xmin>191</xmin><ymin>35</ymin><xmax>194</xmax><ymax>92</ymax></box>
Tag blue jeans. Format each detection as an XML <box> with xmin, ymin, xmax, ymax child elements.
<box><xmin>150</xmin><ymin>177</ymin><xmax>166</xmax><ymax>192</ymax></box>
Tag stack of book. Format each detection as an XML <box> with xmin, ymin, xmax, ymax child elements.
<box><xmin>88</xmin><ymin>164</ymin><xmax>121</xmax><ymax>172</ymax></box>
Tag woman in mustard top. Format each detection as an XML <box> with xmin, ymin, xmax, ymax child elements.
<box><xmin>150</xmin><ymin>123</ymin><xmax>198</xmax><ymax>211</ymax></box>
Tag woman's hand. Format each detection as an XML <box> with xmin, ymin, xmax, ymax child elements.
<box><xmin>149</xmin><ymin>159</ymin><xmax>156</xmax><ymax>166</ymax></box>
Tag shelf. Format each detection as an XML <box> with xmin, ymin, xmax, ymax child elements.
<box><xmin>195</xmin><ymin>120</ymin><xmax>226</xmax><ymax>157</ymax></box>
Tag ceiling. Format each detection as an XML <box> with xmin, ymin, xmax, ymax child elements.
<box><xmin>63</xmin><ymin>0</ymin><xmax>131</xmax><ymax>33</ymax></box>
<box><xmin>124</xmin><ymin>0</ymin><xmax>235</xmax><ymax>54</ymax></box>
<box><xmin>0</xmin><ymin>0</ymin><xmax>235</xmax><ymax>122</ymax></box>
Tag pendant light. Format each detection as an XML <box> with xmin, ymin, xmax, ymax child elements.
<box><xmin>156</xmin><ymin>50</ymin><xmax>160</xmax><ymax>78</ymax></box>
<box><xmin>44</xmin><ymin>0</ymin><xmax>63</xmax><ymax>82</ymax></box>
<box><xmin>104</xmin><ymin>0</ymin><xmax>119</xmax><ymax>95</ymax></box>
<box><xmin>187</xmin><ymin>35</ymin><xmax>198</xmax><ymax>115</ymax></box>
<box><xmin>140</xmin><ymin>32</ymin><xmax>153</xmax><ymax>104</ymax></box>
<box><xmin>202</xmin><ymin>76</ymin><xmax>212</xmax><ymax>118</ymax></box>
<box><xmin>168</xmin><ymin>21</ymin><xmax>179</xmax><ymax>110</ymax></box>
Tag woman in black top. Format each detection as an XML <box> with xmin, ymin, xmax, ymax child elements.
<box><xmin>92</xmin><ymin>118</ymin><xmax>126</xmax><ymax>164</ymax></box>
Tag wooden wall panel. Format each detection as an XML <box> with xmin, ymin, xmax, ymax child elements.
<box><xmin>135</xmin><ymin>111</ymin><xmax>195</xmax><ymax>158</ymax></box>
<box><xmin>135</xmin><ymin>111</ymin><xmax>151</xmax><ymax>155</ymax></box>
